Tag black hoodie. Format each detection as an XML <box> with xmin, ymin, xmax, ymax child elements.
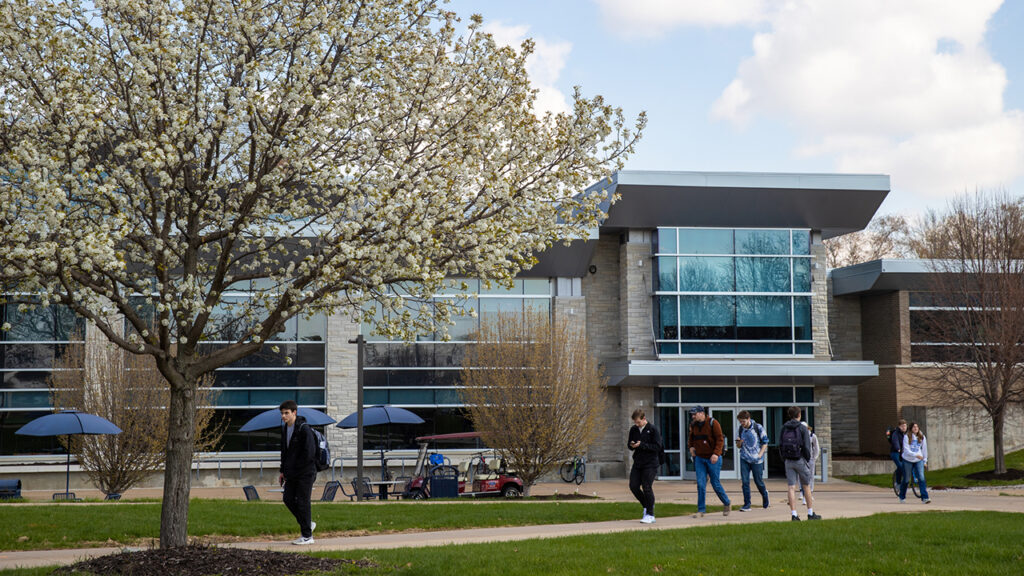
<box><xmin>280</xmin><ymin>415</ymin><xmax>317</xmax><ymax>478</ymax></box>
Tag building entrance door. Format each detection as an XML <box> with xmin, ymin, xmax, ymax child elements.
<box><xmin>677</xmin><ymin>407</ymin><xmax>739</xmax><ymax>480</ymax></box>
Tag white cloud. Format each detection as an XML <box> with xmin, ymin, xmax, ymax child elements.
<box><xmin>708</xmin><ymin>0</ymin><xmax>1024</xmax><ymax>200</ymax></box>
<box><xmin>593</xmin><ymin>0</ymin><xmax>765</xmax><ymax>36</ymax></box>
<box><xmin>483</xmin><ymin>21</ymin><xmax>572</xmax><ymax>116</ymax></box>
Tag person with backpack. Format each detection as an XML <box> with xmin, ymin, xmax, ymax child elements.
<box><xmin>780</xmin><ymin>406</ymin><xmax>820</xmax><ymax>521</ymax></box>
<box><xmin>627</xmin><ymin>408</ymin><xmax>663</xmax><ymax>524</ymax></box>
<box><xmin>797</xmin><ymin>422</ymin><xmax>820</xmax><ymax>503</ymax></box>
<box><xmin>889</xmin><ymin>419</ymin><xmax>907</xmax><ymax>490</ymax></box>
<box><xmin>735</xmin><ymin>410</ymin><xmax>770</xmax><ymax>511</ymax></box>
<box><xmin>900</xmin><ymin>422</ymin><xmax>931</xmax><ymax>504</ymax></box>
<box><xmin>278</xmin><ymin>400</ymin><xmax>319</xmax><ymax>545</ymax></box>
<box><xmin>688</xmin><ymin>405</ymin><xmax>731</xmax><ymax>517</ymax></box>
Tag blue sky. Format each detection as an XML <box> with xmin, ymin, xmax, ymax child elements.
<box><xmin>447</xmin><ymin>0</ymin><xmax>1024</xmax><ymax>217</ymax></box>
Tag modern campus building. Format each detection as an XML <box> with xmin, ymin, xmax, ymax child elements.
<box><xmin>11</xmin><ymin>169</ymin><xmax>1016</xmax><ymax>488</ymax></box>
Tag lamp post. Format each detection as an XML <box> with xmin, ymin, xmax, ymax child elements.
<box><xmin>348</xmin><ymin>334</ymin><xmax>364</xmax><ymax>501</ymax></box>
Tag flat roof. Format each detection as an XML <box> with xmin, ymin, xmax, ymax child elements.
<box><xmin>830</xmin><ymin>259</ymin><xmax>953</xmax><ymax>295</ymax></box>
<box><xmin>589</xmin><ymin>170</ymin><xmax>890</xmax><ymax>239</ymax></box>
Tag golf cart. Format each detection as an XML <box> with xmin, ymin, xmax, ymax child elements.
<box><xmin>404</xmin><ymin>431</ymin><xmax>524</xmax><ymax>499</ymax></box>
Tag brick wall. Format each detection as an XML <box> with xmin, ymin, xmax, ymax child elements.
<box><xmin>857</xmin><ymin>369</ymin><xmax>898</xmax><ymax>454</ymax></box>
<box><xmin>829</xmin><ymin>384</ymin><xmax>860</xmax><ymax>454</ymax></box>
<box><xmin>860</xmin><ymin>291</ymin><xmax>910</xmax><ymax>365</ymax></box>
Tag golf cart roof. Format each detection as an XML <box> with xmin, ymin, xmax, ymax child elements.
<box><xmin>414</xmin><ymin>431</ymin><xmax>481</xmax><ymax>442</ymax></box>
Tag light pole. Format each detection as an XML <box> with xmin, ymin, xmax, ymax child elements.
<box><xmin>348</xmin><ymin>334</ymin><xmax>364</xmax><ymax>501</ymax></box>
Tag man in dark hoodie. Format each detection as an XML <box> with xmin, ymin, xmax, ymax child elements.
<box><xmin>780</xmin><ymin>406</ymin><xmax>820</xmax><ymax>521</ymax></box>
<box><xmin>628</xmin><ymin>408</ymin><xmax>663</xmax><ymax>524</ymax></box>
<box><xmin>278</xmin><ymin>400</ymin><xmax>318</xmax><ymax>544</ymax></box>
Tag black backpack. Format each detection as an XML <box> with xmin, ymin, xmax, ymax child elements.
<box><xmin>779</xmin><ymin>425</ymin><xmax>803</xmax><ymax>460</ymax></box>
<box><xmin>311</xmin><ymin>427</ymin><xmax>331</xmax><ymax>472</ymax></box>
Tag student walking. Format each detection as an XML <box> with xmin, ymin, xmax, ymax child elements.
<box><xmin>781</xmin><ymin>406</ymin><xmax>820</xmax><ymax>521</ymax></box>
<box><xmin>798</xmin><ymin>422</ymin><xmax>819</xmax><ymax>503</ymax></box>
<box><xmin>900</xmin><ymin>422</ymin><xmax>931</xmax><ymax>504</ymax></box>
<box><xmin>628</xmin><ymin>408</ymin><xmax>663</xmax><ymax>524</ymax></box>
<box><xmin>688</xmin><ymin>405</ymin><xmax>731</xmax><ymax>517</ymax></box>
<box><xmin>278</xmin><ymin>400</ymin><xmax>319</xmax><ymax>545</ymax></box>
<box><xmin>889</xmin><ymin>419</ymin><xmax>908</xmax><ymax>489</ymax></box>
<box><xmin>735</xmin><ymin>410</ymin><xmax>770</xmax><ymax>511</ymax></box>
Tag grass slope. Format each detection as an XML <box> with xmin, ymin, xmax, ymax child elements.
<box><xmin>0</xmin><ymin>500</ymin><xmax>695</xmax><ymax>551</ymax></box>
<box><xmin>318</xmin><ymin>511</ymin><xmax>1023</xmax><ymax>576</ymax></box>
<box><xmin>843</xmin><ymin>448</ymin><xmax>1024</xmax><ymax>489</ymax></box>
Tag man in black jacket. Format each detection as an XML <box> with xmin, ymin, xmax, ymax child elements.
<box><xmin>628</xmin><ymin>408</ymin><xmax>663</xmax><ymax>524</ymax></box>
<box><xmin>889</xmin><ymin>419</ymin><xmax>907</xmax><ymax>489</ymax></box>
<box><xmin>278</xmin><ymin>400</ymin><xmax>318</xmax><ymax>545</ymax></box>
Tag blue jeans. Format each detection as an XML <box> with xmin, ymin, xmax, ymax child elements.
<box><xmin>890</xmin><ymin>451</ymin><xmax>904</xmax><ymax>485</ymax></box>
<box><xmin>740</xmin><ymin>459</ymin><xmax>769</xmax><ymax>508</ymax></box>
<box><xmin>694</xmin><ymin>456</ymin><xmax>730</xmax><ymax>512</ymax></box>
<box><xmin>899</xmin><ymin>460</ymin><xmax>930</xmax><ymax>500</ymax></box>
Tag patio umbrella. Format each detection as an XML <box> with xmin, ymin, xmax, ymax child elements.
<box><xmin>336</xmin><ymin>405</ymin><xmax>424</xmax><ymax>428</ymax></box>
<box><xmin>238</xmin><ymin>407</ymin><xmax>336</xmax><ymax>432</ymax></box>
<box><xmin>15</xmin><ymin>410</ymin><xmax>122</xmax><ymax>495</ymax></box>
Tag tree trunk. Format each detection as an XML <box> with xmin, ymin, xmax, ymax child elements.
<box><xmin>160</xmin><ymin>380</ymin><xmax>197</xmax><ymax>548</ymax></box>
<box><xmin>993</xmin><ymin>408</ymin><xmax>1006</xmax><ymax>475</ymax></box>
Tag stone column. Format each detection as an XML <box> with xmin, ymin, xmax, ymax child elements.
<box><xmin>325</xmin><ymin>310</ymin><xmax>360</xmax><ymax>460</ymax></box>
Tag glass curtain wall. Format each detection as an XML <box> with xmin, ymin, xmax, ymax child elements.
<box><xmin>361</xmin><ymin>278</ymin><xmax>552</xmax><ymax>450</ymax></box>
<box><xmin>654</xmin><ymin>228</ymin><xmax>813</xmax><ymax>356</ymax></box>
<box><xmin>0</xmin><ymin>299</ymin><xmax>85</xmax><ymax>455</ymax></box>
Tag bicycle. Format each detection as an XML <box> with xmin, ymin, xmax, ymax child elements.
<box><xmin>892</xmin><ymin>466</ymin><xmax>920</xmax><ymax>499</ymax></box>
<box><xmin>559</xmin><ymin>455</ymin><xmax>586</xmax><ymax>484</ymax></box>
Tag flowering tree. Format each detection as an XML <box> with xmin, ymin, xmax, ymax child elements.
<box><xmin>0</xmin><ymin>0</ymin><xmax>642</xmax><ymax>546</ymax></box>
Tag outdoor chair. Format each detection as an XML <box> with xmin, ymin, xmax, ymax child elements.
<box><xmin>391</xmin><ymin>476</ymin><xmax>412</xmax><ymax>498</ymax></box>
<box><xmin>352</xmin><ymin>477</ymin><xmax>379</xmax><ymax>500</ymax></box>
<box><xmin>104</xmin><ymin>493</ymin><xmax>122</xmax><ymax>501</ymax></box>
<box><xmin>52</xmin><ymin>492</ymin><xmax>81</xmax><ymax>501</ymax></box>
<box><xmin>320</xmin><ymin>480</ymin><xmax>341</xmax><ymax>502</ymax></box>
<box><xmin>242</xmin><ymin>485</ymin><xmax>260</xmax><ymax>501</ymax></box>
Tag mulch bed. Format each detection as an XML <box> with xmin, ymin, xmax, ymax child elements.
<box><xmin>55</xmin><ymin>546</ymin><xmax>374</xmax><ymax>576</ymax></box>
<box><xmin>964</xmin><ymin>468</ymin><xmax>1024</xmax><ymax>482</ymax></box>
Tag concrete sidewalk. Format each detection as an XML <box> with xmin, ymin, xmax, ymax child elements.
<box><xmin>3</xmin><ymin>479</ymin><xmax>1023</xmax><ymax>570</ymax></box>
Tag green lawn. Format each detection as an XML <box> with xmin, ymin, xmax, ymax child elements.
<box><xmin>2</xmin><ymin>512</ymin><xmax>1020</xmax><ymax>576</ymax></box>
<box><xmin>0</xmin><ymin>500</ymin><xmax>695</xmax><ymax>551</ymax></box>
<box><xmin>843</xmin><ymin>447</ymin><xmax>1024</xmax><ymax>489</ymax></box>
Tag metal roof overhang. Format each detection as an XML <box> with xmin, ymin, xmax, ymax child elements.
<box><xmin>592</xmin><ymin>171</ymin><xmax>890</xmax><ymax>240</ymax></box>
<box><xmin>605</xmin><ymin>359</ymin><xmax>879</xmax><ymax>387</ymax></box>
<box><xmin>830</xmin><ymin>259</ymin><xmax>963</xmax><ymax>296</ymax></box>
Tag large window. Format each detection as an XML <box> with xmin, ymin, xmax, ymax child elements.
<box><xmin>360</xmin><ymin>278</ymin><xmax>552</xmax><ymax>450</ymax></box>
<box><xmin>655</xmin><ymin>229</ymin><xmax>813</xmax><ymax>356</ymax></box>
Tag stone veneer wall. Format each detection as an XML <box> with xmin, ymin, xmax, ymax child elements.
<box><xmin>619</xmin><ymin>234</ymin><xmax>655</xmax><ymax>361</ymax></box>
<box><xmin>812</xmin><ymin>385</ymin><xmax>833</xmax><ymax>478</ymax></box>
<box><xmin>582</xmin><ymin>235</ymin><xmax>621</xmax><ymax>362</ymax></box>
<box><xmin>827</xmin><ymin>282</ymin><xmax>863</xmax><ymax>362</ymax></box>
<box><xmin>829</xmin><ymin>384</ymin><xmax>860</xmax><ymax>454</ymax></box>
<box><xmin>325</xmin><ymin>311</ymin><xmax>359</xmax><ymax>460</ymax></box>
<box><xmin>861</xmin><ymin>291</ymin><xmax>909</xmax><ymax>365</ymax></box>
<box><xmin>810</xmin><ymin>236</ymin><xmax>831</xmax><ymax>360</ymax></box>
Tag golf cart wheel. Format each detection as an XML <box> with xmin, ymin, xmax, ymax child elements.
<box><xmin>501</xmin><ymin>485</ymin><xmax>522</xmax><ymax>498</ymax></box>
<box><xmin>412</xmin><ymin>489</ymin><xmax>428</xmax><ymax>500</ymax></box>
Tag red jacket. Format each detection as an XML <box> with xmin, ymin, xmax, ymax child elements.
<box><xmin>688</xmin><ymin>417</ymin><xmax>724</xmax><ymax>458</ymax></box>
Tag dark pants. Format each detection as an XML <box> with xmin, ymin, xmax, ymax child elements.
<box><xmin>283</xmin><ymin>472</ymin><xmax>316</xmax><ymax>537</ymax></box>
<box><xmin>890</xmin><ymin>451</ymin><xmax>903</xmax><ymax>485</ymax></box>
<box><xmin>740</xmin><ymin>459</ymin><xmax>770</xmax><ymax>508</ymax></box>
<box><xmin>629</xmin><ymin>466</ymin><xmax>658</xmax><ymax>516</ymax></box>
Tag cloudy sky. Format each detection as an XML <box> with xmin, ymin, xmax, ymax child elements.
<box><xmin>447</xmin><ymin>0</ymin><xmax>1024</xmax><ymax>217</ymax></box>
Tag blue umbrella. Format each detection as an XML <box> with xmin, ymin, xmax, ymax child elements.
<box><xmin>336</xmin><ymin>405</ymin><xmax>425</xmax><ymax>428</ymax></box>
<box><xmin>238</xmin><ymin>407</ymin><xmax>336</xmax><ymax>432</ymax></box>
<box><xmin>16</xmin><ymin>410</ymin><xmax>122</xmax><ymax>495</ymax></box>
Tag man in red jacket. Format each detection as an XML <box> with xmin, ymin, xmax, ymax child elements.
<box><xmin>688</xmin><ymin>405</ymin><xmax>731</xmax><ymax>517</ymax></box>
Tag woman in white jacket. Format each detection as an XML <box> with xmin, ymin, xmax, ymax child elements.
<box><xmin>900</xmin><ymin>422</ymin><xmax>931</xmax><ymax>504</ymax></box>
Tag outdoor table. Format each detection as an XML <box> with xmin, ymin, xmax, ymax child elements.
<box><xmin>368</xmin><ymin>479</ymin><xmax>404</xmax><ymax>500</ymax></box>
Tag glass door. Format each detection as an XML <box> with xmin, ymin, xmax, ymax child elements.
<box><xmin>677</xmin><ymin>407</ymin><xmax>738</xmax><ymax>480</ymax></box>
<box><xmin>711</xmin><ymin>409</ymin><xmax>738</xmax><ymax>480</ymax></box>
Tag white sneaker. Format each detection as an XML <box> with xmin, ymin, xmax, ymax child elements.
<box><xmin>640</xmin><ymin>515</ymin><xmax>655</xmax><ymax>524</ymax></box>
<box><xmin>641</xmin><ymin>508</ymin><xmax>647</xmax><ymax>519</ymax></box>
<box><xmin>311</xmin><ymin>521</ymin><xmax>316</xmax><ymax>534</ymax></box>
<box><xmin>292</xmin><ymin>536</ymin><xmax>315</xmax><ymax>545</ymax></box>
